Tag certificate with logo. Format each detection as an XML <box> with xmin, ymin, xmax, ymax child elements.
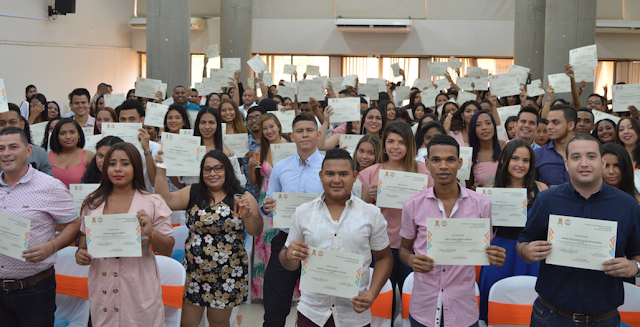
<box><xmin>612</xmin><ymin>84</ymin><xmax>640</xmax><ymax>112</ymax></box>
<box><xmin>328</xmin><ymin>98</ymin><xmax>361</xmax><ymax>123</ymax></box>
<box><xmin>84</xmin><ymin>214</ymin><xmax>142</xmax><ymax>258</ymax></box>
<box><xmin>223</xmin><ymin>134</ymin><xmax>249</xmax><ymax>157</ymax></box>
<box><xmin>476</xmin><ymin>187</ymin><xmax>527</xmax><ymax>227</ymax></box>
<box><xmin>300</xmin><ymin>248</ymin><xmax>364</xmax><ymax>298</ymax></box>
<box><xmin>377</xmin><ymin>170</ymin><xmax>429</xmax><ymax>209</ymax></box>
<box><xmin>456</xmin><ymin>146</ymin><xmax>473</xmax><ymax>181</ymax></box>
<box><xmin>272</xmin><ymin>192</ymin><xmax>319</xmax><ymax>228</ymax></box>
<box><xmin>272</xmin><ymin>111</ymin><xmax>295</xmax><ymax>134</ymax></box>
<box><xmin>427</xmin><ymin>218</ymin><xmax>491</xmax><ymax>265</ymax></box>
<box><xmin>158</xmin><ymin>133</ymin><xmax>203</xmax><ymax>177</ymax></box>
<box><xmin>135</xmin><ymin>77</ymin><xmax>163</xmax><ymax>99</ymax></box>
<box><xmin>339</xmin><ymin>134</ymin><xmax>364</xmax><ymax>158</ymax></box>
<box><xmin>144</xmin><ymin>103</ymin><xmax>169</xmax><ymax>128</ymax></box>
<box><xmin>0</xmin><ymin>211</ymin><xmax>31</xmax><ymax>261</ymax></box>
<box><xmin>102</xmin><ymin>123</ymin><xmax>143</xmax><ymax>152</ymax></box>
<box><xmin>271</xmin><ymin>142</ymin><xmax>297</xmax><ymax>165</ymax></box>
<box><xmin>546</xmin><ymin>215</ymin><xmax>617</xmax><ymax>271</ymax></box>
<box><xmin>70</xmin><ymin>184</ymin><xmax>100</xmax><ymax>213</ymax></box>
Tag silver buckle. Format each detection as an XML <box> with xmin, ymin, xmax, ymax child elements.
<box><xmin>573</xmin><ymin>313</ymin><xmax>589</xmax><ymax>323</ymax></box>
<box><xmin>2</xmin><ymin>280</ymin><xmax>24</xmax><ymax>291</ymax></box>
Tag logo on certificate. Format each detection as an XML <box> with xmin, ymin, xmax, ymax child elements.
<box><xmin>564</xmin><ymin>219</ymin><xmax>571</xmax><ymax>226</ymax></box>
<box><xmin>390</xmin><ymin>172</ymin><xmax>395</xmax><ymax>178</ymax></box>
<box><xmin>97</xmin><ymin>217</ymin><xmax>103</xmax><ymax>223</ymax></box>
<box><xmin>283</xmin><ymin>194</ymin><xmax>288</xmax><ymax>199</ymax></box>
<box><xmin>441</xmin><ymin>221</ymin><xmax>448</xmax><ymax>227</ymax></box>
<box><xmin>318</xmin><ymin>251</ymin><xmax>324</xmax><ymax>257</ymax></box>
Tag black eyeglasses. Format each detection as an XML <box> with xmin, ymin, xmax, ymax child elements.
<box><xmin>203</xmin><ymin>165</ymin><xmax>224</xmax><ymax>174</ymax></box>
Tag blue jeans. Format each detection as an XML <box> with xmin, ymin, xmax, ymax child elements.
<box><xmin>0</xmin><ymin>272</ymin><xmax>56</xmax><ymax>327</ymax></box>
<box><xmin>409</xmin><ymin>315</ymin><xmax>480</xmax><ymax>327</ymax></box>
<box><xmin>530</xmin><ymin>298</ymin><xmax>621</xmax><ymax>327</ymax></box>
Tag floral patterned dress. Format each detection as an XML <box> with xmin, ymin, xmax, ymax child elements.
<box><xmin>183</xmin><ymin>185</ymin><xmax>248</xmax><ymax>308</ymax></box>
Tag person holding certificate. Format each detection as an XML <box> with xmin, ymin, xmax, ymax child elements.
<box><xmin>0</xmin><ymin>127</ymin><xmax>80</xmax><ymax>326</ymax></box>
<box><xmin>353</xmin><ymin>135</ymin><xmax>382</xmax><ymax>172</ymax></box>
<box><xmin>518</xmin><ymin>135</ymin><xmax>640</xmax><ymax>327</ymax></box>
<box><xmin>81</xmin><ymin>136</ymin><xmax>124</xmax><ymax>183</ymax></box>
<box><xmin>163</xmin><ymin>104</ymin><xmax>191</xmax><ymax>134</ymax></box>
<box><xmin>220</xmin><ymin>99</ymin><xmax>248</xmax><ymax>135</ymax></box>
<box><xmin>477</xmin><ymin>140</ymin><xmax>548</xmax><ymax>321</ymax></box>
<box><xmin>318</xmin><ymin>107</ymin><xmax>386</xmax><ymax>152</ymax></box>
<box><xmin>444</xmin><ymin>101</ymin><xmax>480</xmax><ymax>147</ymax></box>
<box><xmin>359</xmin><ymin>121</ymin><xmax>434</xmax><ymax>320</ymax></box>
<box><xmin>154</xmin><ymin>149</ymin><xmax>262</xmax><ymax>327</ymax></box>
<box><xmin>260</xmin><ymin>113</ymin><xmax>325</xmax><ymax>327</ymax></box>
<box><xmin>399</xmin><ymin>134</ymin><xmax>506</xmax><ymax>327</ymax></box>
<box><xmin>280</xmin><ymin>149</ymin><xmax>393</xmax><ymax>327</ymax></box>
<box><xmin>467</xmin><ymin>111</ymin><xmax>505</xmax><ymax>189</ymax></box>
<box><xmin>241</xmin><ymin>106</ymin><xmax>266</xmax><ymax>200</ymax></box>
<box><xmin>74</xmin><ymin>142</ymin><xmax>174</xmax><ymax>327</ymax></box>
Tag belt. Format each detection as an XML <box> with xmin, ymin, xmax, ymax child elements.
<box><xmin>1</xmin><ymin>267</ymin><xmax>54</xmax><ymax>292</ymax></box>
<box><xmin>538</xmin><ymin>296</ymin><xmax>619</xmax><ymax>323</ymax></box>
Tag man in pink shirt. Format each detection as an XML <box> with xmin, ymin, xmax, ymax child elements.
<box><xmin>399</xmin><ymin>134</ymin><xmax>506</xmax><ymax>327</ymax></box>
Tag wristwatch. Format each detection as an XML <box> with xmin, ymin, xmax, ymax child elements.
<box><xmin>143</xmin><ymin>151</ymin><xmax>153</xmax><ymax>156</ymax></box>
<box><xmin>635</xmin><ymin>260</ymin><xmax>640</xmax><ymax>277</ymax></box>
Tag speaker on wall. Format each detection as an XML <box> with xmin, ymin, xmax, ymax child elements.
<box><xmin>49</xmin><ymin>0</ymin><xmax>75</xmax><ymax>16</ymax></box>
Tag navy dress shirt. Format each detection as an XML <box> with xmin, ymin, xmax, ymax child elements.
<box><xmin>533</xmin><ymin>141</ymin><xmax>570</xmax><ymax>187</ymax></box>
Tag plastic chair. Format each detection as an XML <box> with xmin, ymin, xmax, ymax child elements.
<box><xmin>156</xmin><ymin>255</ymin><xmax>186</xmax><ymax>327</ymax></box>
<box><xmin>368</xmin><ymin>267</ymin><xmax>393</xmax><ymax>327</ymax></box>
<box><xmin>620</xmin><ymin>282</ymin><xmax>640</xmax><ymax>326</ymax></box>
<box><xmin>401</xmin><ymin>272</ymin><xmax>414</xmax><ymax>327</ymax></box>
<box><xmin>487</xmin><ymin>276</ymin><xmax>537</xmax><ymax>326</ymax></box>
<box><xmin>54</xmin><ymin>246</ymin><xmax>90</xmax><ymax>327</ymax></box>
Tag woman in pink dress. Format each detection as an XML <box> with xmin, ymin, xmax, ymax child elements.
<box><xmin>468</xmin><ymin>110</ymin><xmax>506</xmax><ymax>188</ymax></box>
<box><xmin>75</xmin><ymin>142</ymin><xmax>175</xmax><ymax>327</ymax></box>
<box><xmin>49</xmin><ymin>118</ymin><xmax>94</xmax><ymax>188</ymax></box>
<box><xmin>247</xmin><ymin>113</ymin><xmax>287</xmax><ymax>299</ymax></box>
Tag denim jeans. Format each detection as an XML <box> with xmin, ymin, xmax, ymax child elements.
<box><xmin>409</xmin><ymin>314</ymin><xmax>480</xmax><ymax>327</ymax></box>
<box><xmin>530</xmin><ymin>298</ymin><xmax>621</xmax><ymax>327</ymax></box>
<box><xmin>0</xmin><ymin>272</ymin><xmax>57</xmax><ymax>327</ymax></box>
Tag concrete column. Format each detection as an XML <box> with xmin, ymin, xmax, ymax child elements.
<box><xmin>146</xmin><ymin>0</ymin><xmax>191</xmax><ymax>93</ymax></box>
<box><xmin>542</xmin><ymin>0</ymin><xmax>597</xmax><ymax>104</ymax></box>
<box><xmin>514</xmin><ymin>0</ymin><xmax>545</xmax><ymax>80</ymax></box>
<box><xmin>220</xmin><ymin>0</ymin><xmax>253</xmax><ymax>83</ymax></box>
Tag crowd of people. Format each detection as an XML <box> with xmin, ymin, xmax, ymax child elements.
<box><xmin>0</xmin><ymin>60</ymin><xmax>639</xmax><ymax>327</ymax></box>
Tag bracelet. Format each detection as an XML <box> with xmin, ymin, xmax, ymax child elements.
<box><xmin>148</xmin><ymin>231</ymin><xmax>155</xmax><ymax>240</ymax></box>
<box><xmin>76</xmin><ymin>247</ymin><xmax>87</xmax><ymax>254</ymax></box>
<box><xmin>283</xmin><ymin>246</ymin><xmax>290</xmax><ymax>261</ymax></box>
<box><xmin>241</xmin><ymin>210</ymin><xmax>252</xmax><ymax>219</ymax></box>
<box><xmin>143</xmin><ymin>151</ymin><xmax>152</xmax><ymax>156</ymax></box>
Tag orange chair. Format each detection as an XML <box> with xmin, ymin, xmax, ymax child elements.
<box><xmin>620</xmin><ymin>282</ymin><xmax>640</xmax><ymax>327</ymax></box>
<box><xmin>54</xmin><ymin>246</ymin><xmax>90</xmax><ymax>327</ymax></box>
<box><xmin>368</xmin><ymin>267</ymin><xmax>394</xmax><ymax>327</ymax></box>
<box><xmin>487</xmin><ymin>276</ymin><xmax>537</xmax><ymax>326</ymax></box>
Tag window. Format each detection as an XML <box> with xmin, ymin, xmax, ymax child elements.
<box><xmin>190</xmin><ymin>54</ymin><xmax>221</xmax><ymax>89</ymax></box>
<box><xmin>342</xmin><ymin>57</ymin><xmax>419</xmax><ymax>85</ymax></box>
<box><xmin>262</xmin><ymin>55</ymin><xmax>330</xmax><ymax>85</ymax></box>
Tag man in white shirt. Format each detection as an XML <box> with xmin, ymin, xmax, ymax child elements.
<box><xmin>114</xmin><ymin>99</ymin><xmax>160</xmax><ymax>191</ymax></box>
<box><xmin>238</xmin><ymin>89</ymin><xmax>257</xmax><ymax>118</ymax></box>
<box><xmin>68</xmin><ymin>88</ymin><xmax>95</xmax><ymax>127</ymax></box>
<box><xmin>281</xmin><ymin>148</ymin><xmax>393</xmax><ymax>327</ymax></box>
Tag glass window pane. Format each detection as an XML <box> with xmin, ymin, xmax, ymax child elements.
<box><xmin>342</xmin><ymin>57</ymin><xmax>379</xmax><ymax>83</ymax></box>
<box><xmin>291</xmin><ymin>55</ymin><xmax>330</xmax><ymax>79</ymax></box>
<box><xmin>271</xmin><ymin>55</ymin><xmax>293</xmax><ymax>84</ymax></box>
<box><xmin>191</xmin><ymin>54</ymin><xmax>221</xmax><ymax>88</ymax></box>
<box><xmin>383</xmin><ymin>57</ymin><xmax>419</xmax><ymax>84</ymax></box>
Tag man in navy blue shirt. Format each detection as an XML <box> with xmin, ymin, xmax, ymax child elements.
<box><xmin>534</xmin><ymin>105</ymin><xmax>576</xmax><ymax>187</ymax></box>
<box><xmin>518</xmin><ymin>134</ymin><xmax>640</xmax><ymax>326</ymax></box>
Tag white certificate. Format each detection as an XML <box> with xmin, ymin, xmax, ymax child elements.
<box><xmin>428</xmin><ymin>62</ymin><xmax>448</xmax><ymax>77</ymax></box>
<box><xmin>247</xmin><ymin>54</ymin><xmax>268</xmax><ymax>73</ymax></box>
<box><xmin>30</xmin><ymin>121</ymin><xmax>48</xmax><ymax>147</ymax></box>
<box><xmin>246</xmin><ymin>77</ymin><xmax>255</xmax><ymax>90</ymax></box>
<box><xmin>339</xmin><ymin>134</ymin><xmax>364</xmax><ymax>158</ymax></box>
<box><xmin>102</xmin><ymin>123</ymin><xmax>143</xmax><ymax>152</ymax></box>
<box><xmin>70</xmin><ymin>184</ymin><xmax>100</xmax><ymax>213</ymax></box>
<box><xmin>473</xmin><ymin>78</ymin><xmax>489</xmax><ymax>91</ymax></box>
<box><xmin>612</xmin><ymin>84</ymin><xmax>640</xmax><ymax>112</ymax></box>
<box><xmin>456</xmin><ymin>91</ymin><xmax>477</xmax><ymax>105</ymax></box>
<box><xmin>391</xmin><ymin>63</ymin><xmax>401</xmax><ymax>77</ymax></box>
<box><xmin>509</xmin><ymin>64</ymin><xmax>530</xmax><ymax>82</ymax></box>
<box><xmin>81</xmin><ymin>127</ymin><xmax>94</xmax><ymax>137</ymax></box>
<box><xmin>457</xmin><ymin>146</ymin><xmax>473</xmax><ymax>181</ymax></box>
<box><xmin>489</xmin><ymin>74</ymin><xmax>521</xmax><ymax>97</ymax></box>
<box><xmin>159</xmin><ymin>133</ymin><xmax>202</xmax><ymax>176</ymax></box>
<box><xmin>328</xmin><ymin>98</ymin><xmax>361</xmax><ymax>123</ymax></box>
<box><xmin>204</xmin><ymin>44</ymin><xmax>219</xmax><ymax>58</ymax></box>
<box><xmin>85</xmin><ymin>214</ymin><xmax>142</xmax><ymax>259</ymax></box>
<box><xmin>272</xmin><ymin>192</ymin><xmax>319</xmax><ymax>228</ymax></box>
<box><xmin>144</xmin><ymin>103</ymin><xmax>169</xmax><ymax>128</ymax></box>
<box><xmin>104</xmin><ymin>93</ymin><xmax>125</xmax><ymax>109</ymax></box>
<box><xmin>222</xmin><ymin>58</ymin><xmax>241</xmax><ymax>70</ymax></box>
<box><xmin>297</xmin><ymin>80</ymin><xmax>325</xmax><ymax>102</ymax></box>
<box><xmin>456</xmin><ymin>77</ymin><xmax>475</xmax><ymax>91</ymax></box>
<box><xmin>283</xmin><ymin>65</ymin><xmax>297</xmax><ymax>75</ymax></box>
<box><xmin>179</xmin><ymin>129</ymin><xmax>194</xmax><ymax>136</ymax></box>
<box><xmin>592</xmin><ymin>110</ymin><xmax>621</xmax><ymax>125</ymax></box>
<box><xmin>223</xmin><ymin>134</ymin><xmax>248</xmax><ymax>157</ymax></box>
<box><xmin>341</xmin><ymin>75</ymin><xmax>358</xmax><ymax>88</ymax></box>
<box><xmin>527</xmin><ymin>79</ymin><xmax>545</xmax><ymax>97</ymax></box>
<box><xmin>135</xmin><ymin>77</ymin><xmax>163</xmax><ymax>99</ymax></box>
<box><xmin>300</xmin><ymin>248</ymin><xmax>364</xmax><ymax>298</ymax></box>
<box><xmin>0</xmin><ymin>211</ymin><xmax>31</xmax><ymax>260</ymax></box>
<box><xmin>84</xmin><ymin>135</ymin><xmax>103</xmax><ymax>151</ymax></box>
<box><xmin>0</xmin><ymin>78</ymin><xmax>8</xmax><ymax>113</ymax></box>
<box><xmin>263</xmin><ymin>72</ymin><xmax>273</xmax><ymax>85</ymax></box>
<box><xmin>277</xmin><ymin>86</ymin><xmax>297</xmax><ymax>100</ymax></box>
<box><xmin>353</xmin><ymin>179</ymin><xmax>363</xmax><ymax>198</ymax></box>
<box><xmin>272</xmin><ymin>111</ymin><xmax>294</xmax><ymax>134</ymax></box>
<box><xmin>497</xmin><ymin>105</ymin><xmax>521</xmax><ymax>125</ymax></box>
<box><xmin>328</xmin><ymin>77</ymin><xmax>344</xmax><ymax>89</ymax></box>
<box><xmin>306</xmin><ymin>65</ymin><xmax>320</xmax><ymax>76</ymax></box>
<box><xmin>395</xmin><ymin>86</ymin><xmax>411</xmax><ymax>101</ymax></box>
<box><xmin>358</xmin><ymin>84</ymin><xmax>379</xmax><ymax>101</ymax></box>
<box><xmin>447</xmin><ymin>56</ymin><xmax>463</xmax><ymax>70</ymax></box>
<box><xmin>569</xmin><ymin>44</ymin><xmax>598</xmax><ymax>82</ymax></box>
<box><xmin>271</xmin><ymin>142</ymin><xmax>297</xmax><ymax>165</ymax></box>
<box><xmin>412</xmin><ymin>78</ymin><xmax>432</xmax><ymax>91</ymax></box>
<box><xmin>467</xmin><ymin>67</ymin><xmax>489</xmax><ymax>79</ymax></box>
<box><xmin>496</xmin><ymin>125</ymin><xmax>508</xmax><ymax>141</ymax></box>
<box><xmin>367</xmin><ymin>78</ymin><xmax>387</xmax><ymax>91</ymax></box>
<box><xmin>546</xmin><ymin>215</ymin><xmax>617</xmax><ymax>271</ymax></box>
<box><xmin>427</xmin><ymin>218</ymin><xmax>490</xmax><ymax>265</ymax></box>
<box><xmin>477</xmin><ymin>188</ymin><xmax>527</xmax><ymax>227</ymax></box>
<box><xmin>421</xmin><ymin>88</ymin><xmax>440</xmax><ymax>107</ymax></box>
<box><xmin>548</xmin><ymin>73</ymin><xmax>572</xmax><ymax>94</ymax></box>
<box><xmin>435</xmin><ymin>78</ymin><xmax>450</xmax><ymax>90</ymax></box>
<box><xmin>377</xmin><ymin>170</ymin><xmax>429</xmax><ymax>209</ymax></box>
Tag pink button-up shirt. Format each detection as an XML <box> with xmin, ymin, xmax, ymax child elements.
<box><xmin>0</xmin><ymin>166</ymin><xmax>78</xmax><ymax>279</ymax></box>
<box><xmin>400</xmin><ymin>185</ymin><xmax>491</xmax><ymax>327</ymax></box>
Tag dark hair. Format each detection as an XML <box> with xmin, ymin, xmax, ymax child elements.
<box><xmin>194</xmin><ymin>107</ymin><xmax>223</xmax><ymax>150</ymax></box>
<box><xmin>360</xmin><ymin>107</ymin><xmax>386</xmax><ymax>136</ymax></box>
<box><xmin>49</xmin><ymin>118</ymin><xmax>86</xmax><ymax>153</ymax></box>
<box><xmin>591</xmin><ymin>118</ymin><xmax>616</xmax><ymax>143</ymax></box>
<box><xmin>359</xmin><ymin>97</ymin><xmax>368</xmax><ymax>105</ymax></box>
<box><xmin>41</xmin><ymin>117</ymin><xmax>62</xmax><ymax>150</ymax></box>
<box><xmin>0</xmin><ymin>126</ymin><xmax>29</xmax><ymax>146</ymax></box>
<box><xmin>416</xmin><ymin>121</ymin><xmax>446</xmax><ymax>148</ymax></box>
<box><xmin>576</xmin><ymin>107</ymin><xmax>594</xmax><ymax>120</ymax></box>
<box><xmin>377</xmin><ymin>100</ymin><xmax>394</xmax><ymax>119</ymax></box>
<box><xmin>494</xmin><ymin>139</ymin><xmax>538</xmax><ymax>205</ymax></box>
<box><xmin>517</xmin><ymin>106</ymin><xmax>539</xmax><ymax>121</ymax></box>
<box><xmin>272</xmin><ymin>94</ymin><xmax>284</xmax><ymax>104</ymax></box>
<box><xmin>418</xmin><ymin>113</ymin><xmax>439</xmax><ymax>128</ymax></box>
<box><xmin>552</xmin><ymin>98</ymin><xmax>569</xmax><ymax>106</ymax></box>
<box><xmin>173</xmin><ymin>85</ymin><xmax>186</xmax><ymax>93</ymax></box>
<box><xmin>408</xmin><ymin>90</ymin><xmax>420</xmax><ymax>108</ymax></box>
<box><xmin>468</xmin><ymin>110</ymin><xmax>501</xmax><ymax>163</ymax></box>
<box><xmin>257</xmin><ymin>98</ymin><xmax>277</xmax><ymax>112</ymax></box>
<box><xmin>354</xmin><ymin>134</ymin><xmax>382</xmax><ymax>172</ymax></box>
<box><xmin>163</xmin><ymin>105</ymin><xmax>191</xmax><ymax>133</ymax></box>
<box><xmin>412</xmin><ymin>102</ymin><xmax>432</xmax><ymax>120</ymax></box>
<box><xmin>82</xmin><ymin>143</ymin><xmax>147</xmax><ymax>212</ymax></box>
<box><xmin>25</xmin><ymin>85</ymin><xmax>36</xmax><ymax>100</ymax></box>
<box><xmin>126</xmin><ymin>89</ymin><xmax>136</xmax><ymax>99</ymax></box>
<box><xmin>81</xmin><ymin>136</ymin><xmax>125</xmax><ymax>184</ymax></box>
<box><xmin>219</xmin><ymin>99</ymin><xmax>248</xmax><ymax>133</ymax></box>
<box><xmin>587</xmin><ymin>93</ymin><xmax>607</xmax><ymax>107</ymax></box>
<box><xmin>435</xmin><ymin>93</ymin><xmax>449</xmax><ymax>109</ymax></box>
<box><xmin>426</xmin><ymin>134</ymin><xmax>460</xmax><ymax>158</ymax></box>
<box><xmin>538</xmin><ymin>117</ymin><xmax>549</xmax><ymax>125</ymax></box>
<box><xmin>604</xmin><ymin>142</ymin><xmax>637</xmax><ymax>197</ymax></box>
<box><xmin>247</xmin><ymin>106</ymin><xmax>267</xmax><ymax>119</ymax></box>
<box><xmin>394</xmin><ymin>107</ymin><xmax>412</xmax><ymax>124</ymax></box>
<box><xmin>47</xmin><ymin>101</ymin><xmax>61</xmax><ymax>118</ymax></box>
<box><xmin>116</xmin><ymin>99</ymin><xmax>145</xmax><ymax>119</ymax></box>
<box><xmin>450</xmin><ymin>101</ymin><xmax>480</xmax><ymax>132</ymax></box>
<box><xmin>197</xmin><ymin>150</ymin><xmax>245</xmax><ymax>207</ymax></box>
<box><xmin>20</xmin><ymin>117</ymin><xmax>33</xmax><ymax>144</ymax></box>
<box><xmin>68</xmin><ymin>88</ymin><xmax>91</xmax><ymax>103</ymax></box>
<box><xmin>94</xmin><ymin>107</ymin><xmax>119</xmax><ymax>134</ymax></box>
<box><xmin>206</xmin><ymin>92</ymin><xmax>220</xmax><ymax>105</ymax></box>
<box><xmin>382</xmin><ymin>121</ymin><xmax>418</xmax><ymax>172</ymax></box>
<box><xmin>338</xmin><ymin>90</ymin><xmax>350</xmax><ymax>96</ymax></box>
<box><xmin>322</xmin><ymin>148</ymin><xmax>355</xmax><ymax>172</ymax></box>
<box><xmin>566</xmin><ymin>134</ymin><xmax>603</xmax><ymax>157</ymax></box>
<box><xmin>30</xmin><ymin>93</ymin><xmax>49</xmax><ymax>123</ymax></box>
<box><xmin>439</xmin><ymin>102</ymin><xmax>460</xmax><ymax>123</ymax></box>
<box><xmin>292</xmin><ymin>113</ymin><xmax>317</xmax><ymax>130</ymax></box>
<box><xmin>615</xmin><ymin>117</ymin><xmax>640</xmax><ymax>148</ymax></box>
<box><xmin>378</xmin><ymin>92</ymin><xmax>390</xmax><ymax>102</ymax></box>
<box><xmin>504</xmin><ymin>116</ymin><xmax>518</xmax><ymax>139</ymax></box>
<box><xmin>549</xmin><ymin>104</ymin><xmax>578</xmax><ymax>127</ymax></box>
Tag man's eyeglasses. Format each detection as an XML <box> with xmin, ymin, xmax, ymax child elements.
<box><xmin>247</xmin><ymin>115</ymin><xmax>262</xmax><ymax>122</ymax></box>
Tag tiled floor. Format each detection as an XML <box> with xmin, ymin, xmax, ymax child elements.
<box><xmin>232</xmin><ymin>302</ymin><xmax>298</xmax><ymax>327</ymax></box>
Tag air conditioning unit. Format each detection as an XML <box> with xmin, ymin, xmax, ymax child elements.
<box><xmin>596</xmin><ymin>20</ymin><xmax>640</xmax><ymax>34</ymax></box>
<box><xmin>335</xmin><ymin>18</ymin><xmax>412</xmax><ymax>33</ymax></box>
<box><xmin>129</xmin><ymin>17</ymin><xmax>207</xmax><ymax>30</ymax></box>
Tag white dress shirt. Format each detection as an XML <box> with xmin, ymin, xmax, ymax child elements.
<box><xmin>285</xmin><ymin>193</ymin><xmax>390</xmax><ymax>327</ymax></box>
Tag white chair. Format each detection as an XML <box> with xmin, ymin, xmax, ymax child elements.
<box><xmin>171</xmin><ymin>226</ymin><xmax>189</xmax><ymax>262</ymax></box>
<box><xmin>54</xmin><ymin>246</ymin><xmax>90</xmax><ymax>327</ymax></box>
<box><xmin>401</xmin><ymin>272</ymin><xmax>414</xmax><ymax>327</ymax></box>
<box><xmin>156</xmin><ymin>255</ymin><xmax>186</xmax><ymax>327</ymax></box>
<box><xmin>620</xmin><ymin>282</ymin><xmax>640</xmax><ymax>326</ymax></box>
<box><xmin>367</xmin><ymin>267</ymin><xmax>393</xmax><ymax>327</ymax></box>
<box><xmin>487</xmin><ymin>276</ymin><xmax>537</xmax><ymax>327</ymax></box>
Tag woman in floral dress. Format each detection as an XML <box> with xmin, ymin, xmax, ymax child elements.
<box><xmin>155</xmin><ymin>150</ymin><xmax>263</xmax><ymax>327</ymax></box>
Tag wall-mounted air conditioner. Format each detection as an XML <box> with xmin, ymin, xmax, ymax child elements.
<box><xmin>596</xmin><ymin>20</ymin><xmax>640</xmax><ymax>34</ymax></box>
<box><xmin>335</xmin><ymin>18</ymin><xmax>412</xmax><ymax>33</ymax></box>
<box><xmin>129</xmin><ymin>17</ymin><xmax>207</xmax><ymax>30</ymax></box>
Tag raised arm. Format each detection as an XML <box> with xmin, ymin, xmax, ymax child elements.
<box><xmin>540</xmin><ymin>85</ymin><xmax>555</xmax><ymax>119</ymax></box>
<box><xmin>565</xmin><ymin>64</ymin><xmax>582</xmax><ymax>109</ymax></box>
<box><xmin>257</xmin><ymin>73</ymin><xmax>269</xmax><ymax>100</ymax></box>
<box><xmin>316</xmin><ymin>106</ymin><xmax>340</xmax><ymax>151</ymax></box>
<box><xmin>153</xmin><ymin>152</ymin><xmax>191</xmax><ymax>211</ymax></box>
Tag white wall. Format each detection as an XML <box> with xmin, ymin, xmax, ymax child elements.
<box><xmin>0</xmin><ymin>0</ymin><xmax>138</xmax><ymax>114</ymax></box>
